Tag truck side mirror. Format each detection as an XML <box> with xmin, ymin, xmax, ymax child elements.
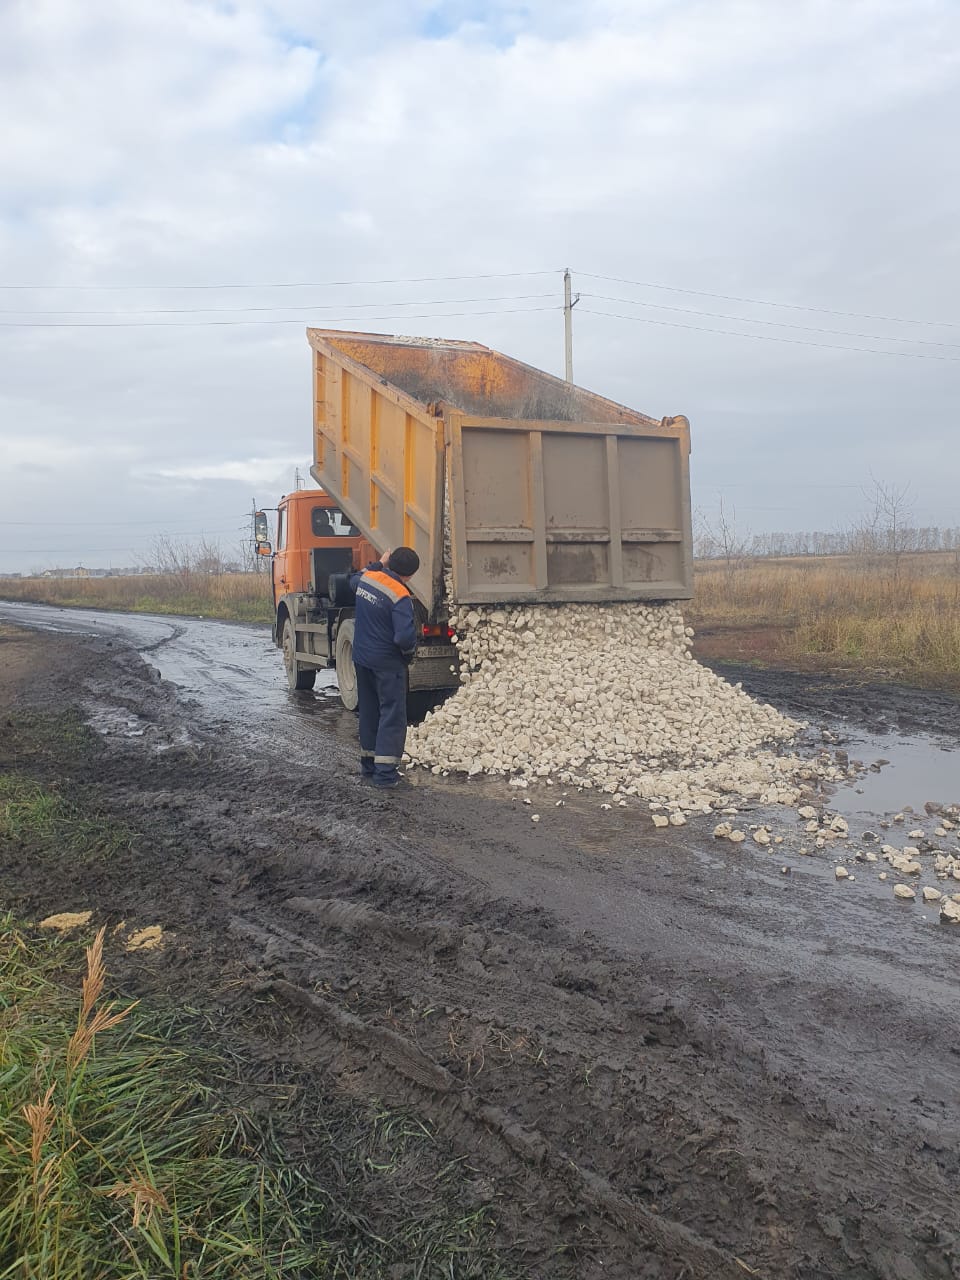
<box><xmin>254</xmin><ymin>511</ymin><xmax>270</xmax><ymax>545</ymax></box>
<box><xmin>256</xmin><ymin>542</ymin><xmax>272</xmax><ymax>556</ymax></box>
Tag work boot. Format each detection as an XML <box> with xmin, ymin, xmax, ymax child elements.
<box><xmin>370</xmin><ymin>766</ymin><xmax>403</xmax><ymax>789</ymax></box>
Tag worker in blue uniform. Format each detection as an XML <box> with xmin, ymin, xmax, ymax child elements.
<box><xmin>348</xmin><ymin>546</ymin><xmax>420</xmax><ymax>788</ymax></box>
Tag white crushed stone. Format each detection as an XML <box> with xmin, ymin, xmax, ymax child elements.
<box><xmin>406</xmin><ymin>602</ymin><xmax>841</xmax><ymax>811</ymax></box>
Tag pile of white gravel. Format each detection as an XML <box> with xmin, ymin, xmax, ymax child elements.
<box><xmin>405</xmin><ymin>602</ymin><xmax>842</xmax><ymax>811</ymax></box>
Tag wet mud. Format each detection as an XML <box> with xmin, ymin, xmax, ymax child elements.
<box><xmin>1</xmin><ymin>613</ymin><xmax>959</xmax><ymax>1279</ymax></box>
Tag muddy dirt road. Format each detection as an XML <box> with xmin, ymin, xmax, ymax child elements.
<box><xmin>1</xmin><ymin>602</ymin><xmax>959</xmax><ymax>1279</ymax></box>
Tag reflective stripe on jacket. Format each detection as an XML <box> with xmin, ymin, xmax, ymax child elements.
<box><xmin>349</xmin><ymin>562</ymin><xmax>417</xmax><ymax>671</ymax></box>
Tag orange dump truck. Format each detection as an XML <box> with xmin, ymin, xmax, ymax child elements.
<box><xmin>258</xmin><ymin>329</ymin><xmax>692</xmax><ymax>711</ymax></box>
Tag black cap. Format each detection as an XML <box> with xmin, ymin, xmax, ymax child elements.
<box><xmin>389</xmin><ymin>546</ymin><xmax>420</xmax><ymax>577</ymax></box>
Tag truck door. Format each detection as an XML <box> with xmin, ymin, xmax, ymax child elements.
<box><xmin>272</xmin><ymin>503</ymin><xmax>289</xmax><ymax>604</ymax></box>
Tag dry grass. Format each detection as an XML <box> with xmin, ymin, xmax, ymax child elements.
<box><xmin>690</xmin><ymin>552</ymin><xmax>960</xmax><ymax>690</ymax></box>
<box><xmin>0</xmin><ymin>572</ymin><xmax>273</xmax><ymax>623</ymax></box>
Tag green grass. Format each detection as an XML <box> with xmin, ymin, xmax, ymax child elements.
<box><xmin>0</xmin><ymin>776</ymin><xmax>131</xmax><ymax>864</ymax></box>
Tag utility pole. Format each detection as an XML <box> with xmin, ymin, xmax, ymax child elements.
<box><xmin>563</xmin><ymin>267</ymin><xmax>579</xmax><ymax>384</ymax></box>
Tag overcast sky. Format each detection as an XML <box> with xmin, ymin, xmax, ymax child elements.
<box><xmin>1</xmin><ymin>0</ymin><xmax>958</xmax><ymax>573</ymax></box>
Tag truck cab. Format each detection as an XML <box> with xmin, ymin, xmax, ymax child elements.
<box><xmin>270</xmin><ymin>489</ymin><xmax>372</xmax><ymax>613</ymax></box>
<box><xmin>257</xmin><ymin>488</ymin><xmax>459</xmax><ymax>712</ymax></box>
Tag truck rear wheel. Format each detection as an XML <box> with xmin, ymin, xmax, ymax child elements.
<box><xmin>335</xmin><ymin>618</ymin><xmax>359</xmax><ymax>710</ymax></box>
<box><xmin>282</xmin><ymin>617</ymin><xmax>316</xmax><ymax>690</ymax></box>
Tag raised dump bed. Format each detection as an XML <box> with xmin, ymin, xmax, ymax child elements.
<box><xmin>308</xmin><ymin>329</ymin><xmax>692</xmax><ymax>613</ymax></box>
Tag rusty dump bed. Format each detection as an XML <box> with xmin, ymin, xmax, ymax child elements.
<box><xmin>308</xmin><ymin>329</ymin><xmax>692</xmax><ymax>613</ymax></box>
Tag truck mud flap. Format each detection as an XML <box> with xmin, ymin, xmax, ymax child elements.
<box><xmin>409</xmin><ymin>646</ymin><xmax>460</xmax><ymax>691</ymax></box>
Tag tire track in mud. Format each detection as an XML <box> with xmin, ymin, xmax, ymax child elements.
<box><xmin>237</xmin><ymin>940</ymin><xmax>760</xmax><ymax>1279</ymax></box>
<box><xmin>226</xmin><ymin>879</ymin><xmax>960</xmax><ymax>1280</ymax></box>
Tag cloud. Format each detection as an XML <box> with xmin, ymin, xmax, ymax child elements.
<box><xmin>1</xmin><ymin>0</ymin><xmax>959</xmax><ymax>572</ymax></box>
<box><xmin>141</xmin><ymin>456</ymin><xmax>306</xmax><ymax>487</ymax></box>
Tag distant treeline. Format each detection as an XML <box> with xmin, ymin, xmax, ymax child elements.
<box><xmin>696</xmin><ymin>526</ymin><xmax>960</xmax><ymax>560</ymax></box>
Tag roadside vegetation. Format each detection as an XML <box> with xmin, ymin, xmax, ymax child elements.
<box><xmin>0</xmin><ymin>921</ymin><xmax>331</xmax><ymax>1278</ymax></box>
<box><xmin>0</xmin><ymin>571</ymin><xmax>273</xmax><ymax>624</ymax></box>
<box><xmin>690</xmin><ymin>550</ymin><xmax>960</xmax><ymax>692</ymax></box>
<box><xmin>0</xmin><ymin>755</ymin><xmax>517</xmax><ymax>1279</ymax></box>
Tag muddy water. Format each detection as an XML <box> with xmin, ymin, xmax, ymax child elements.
<box><xmin>833</xmin><ymin>729</ymin><xmax>960</xmax><ymax>814</ymax></box>
<box><xmin>0</xmin><ymin>600</ymin><xmax>352</xmax><ymax>760</ymax></box>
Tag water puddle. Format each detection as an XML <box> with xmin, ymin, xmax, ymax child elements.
<box><xmin>831</xmin><ymin>730</ymin><xmax>960</xmax><ymax>815</ymax></box>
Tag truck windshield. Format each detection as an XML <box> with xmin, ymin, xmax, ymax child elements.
<box><xmin>311</xmin><ymin>506</ymin><xmax>359</xmax><ymax>538</ymax></box>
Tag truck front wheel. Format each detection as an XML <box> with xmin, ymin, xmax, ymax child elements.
<box><xmin>334</xmin><ymin>619</ymin><xmax>359</xmax><ymax>710</ymax></box>
<box><xmin>282</xmin><ymin>618</ymin><xmax>316</xmax><ymax>691</ymax></box>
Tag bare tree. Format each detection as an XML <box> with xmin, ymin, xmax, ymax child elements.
<box><xmin>698</xmin><ymin>498</ymin><xmax>751</xmax><ymax>587</ymax></box>
<box><xmin>866</xmin><ymin>476</ymin><xmax>914</xmax><ymax>585</ymax></box>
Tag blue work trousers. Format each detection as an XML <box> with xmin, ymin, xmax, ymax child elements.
<box><xmin>356</xmin><ymin>664</ymin><xmax>407</xmax><ymax>784</ymax></box>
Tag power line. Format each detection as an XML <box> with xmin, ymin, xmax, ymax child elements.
<box><xmin>0</xmin><ymin>515</ymin><xmax>250</xmax><ymax>527</ymax></box>
<box><xmin>577</xmin><ymin>271</ymin><xmax>957</xmax><ymax>329</ymax></box>
<box><xmin>578</xmin><ymin>307</ymin><xmax>960</xmax><ymax>362</ymax></box>
<box><xmin>0</xmin><ymin>292</ymin><xmax>556</xmax><ymax>318</ymax></box>
<box><xmin>0</xmin><ymin>304</ymin><xmax>558</xmax><ymax>329</ymax></box>
<box><xmin>0</xmin><ymin>269</ymin><xmax>558</xmax><ymax>292</ymax></box>
<box><xmin>582</xmin><ymin>293</ymin><xmax>960</xmax><ymax>350</ymax></box>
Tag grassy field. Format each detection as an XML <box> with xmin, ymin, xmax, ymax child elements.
<box><xmin>0</xmin><ymin>572</ymin><xmax>274</xmax><ymax>624</ymax></box>
<box><xmin>689</xmin><ymin>551</ymin><xmax>960</xmax><ymax>692</ymax></box>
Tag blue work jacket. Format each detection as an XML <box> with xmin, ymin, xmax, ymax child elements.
<box><xmin>349</xmin><ymin>562</ymin><xmax>417</xmax><ymax>671</ymax></box>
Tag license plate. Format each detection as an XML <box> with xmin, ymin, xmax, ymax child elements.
<box><xmin>416</xmin><ymin>645</ymin><xmax>458</xmax><ymax>661</ymax></box>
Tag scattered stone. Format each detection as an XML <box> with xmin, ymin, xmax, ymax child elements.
<box><xmin>753</xmin><ymin>828</ymin><xmax>771</xmax><ymax>846</ymax></box>
<box><xmin>781</xmin><ymin>865</ymin><xmax>791</xmax><ymax>875</ymax></box>
<box><xmin>939</xmin><ymin>899</ymin><xmax>960</xmax><ymax>923</ymax></box>
<box><xmin>893</xmin><ymin>884</ymin><xmax>916</xmax><ymax>901</ymax></box>
<box><xmin>908</xmin><ymin>829</ymin><xmax>925</xmax><ymax>840</ymax></box>
<box><xmin>652</xmin><ymin>814</ymin><xmax>670</xmax><ymax>828</ymax></box>
<box><xmin>797</xmin><ymin>805</ymin><xmax>818</xmax><ymax>820</ymax></box>
<box><xmin>530</xmin><ymin>814</ymin><xmax>540</xmax><ymax>823</ymax></box>
<box><xmin>878</xmin><ymin>872</ymin><xmax>888</xmax><ymax>881</ymax></box>
<box><xmin>39</xmin><ymin>911</ymin><xmax>93</xmax><ymax>932</ymax></box>
<box><xmin>125</xmin><ymin>925</ymin><xmax>164</xmax><ymax>952</ymax></box>
<box><xmin>835</xmin><ymin>866</ymin><xmax>850</xmax><ymax>880</ymax></box>
<box><xmin>668</xmin><ymin>811</ymin><xmax>686</xmax><ymax>827</ymax></box>
<box><xmin>922</xmin><ymin>887</ymin><xmax>942</xmax><ymax>903</ymax></box>
<box><xmin>728</xmin><ymin>830</ymin><xmax>746</xmax><ymax>843</ymax></box>
<box><xmin>713</xmin><ymin>822</ymin><xmax>733</xmax><ymax>839</ymax></box>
